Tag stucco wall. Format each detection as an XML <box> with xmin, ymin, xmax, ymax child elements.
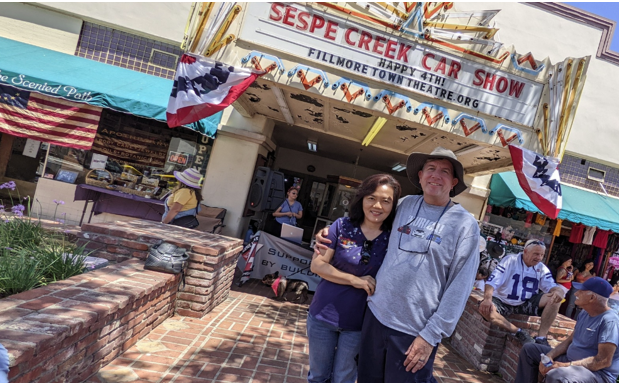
<box><xmin>457</xmin><ymin>3</ymin><xmax>618</xmax><ymax>165</ymax></box>
<box><xmin>36</xmin><ymin>2</ymin><xmax>192</xmax><ymax>43</ymax></box>
<box><xmin>202</xmin><ymin>134</ymin><xmax>261</xmax><ymax>239</ymax></box>
<box><xmin>0</xmin><ymin>2</ymin><xmax>81</xmax><ymax>53</ymax></box>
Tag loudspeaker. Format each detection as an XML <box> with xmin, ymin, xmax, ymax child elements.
<box><xmin>248</xmin><ymin>167</ymin><xmax>286</xmax><ymax>212</ymax></box>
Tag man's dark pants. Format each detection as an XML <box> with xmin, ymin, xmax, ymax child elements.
<box><xmin>516</xmin><ymin>343</ymin><xmax>605</xmax><ymax>383</ymax></box>
<box><xmin>357</xmin><ymin>307</ymin><xmax>438</xmax><ymax>383</ymax></box>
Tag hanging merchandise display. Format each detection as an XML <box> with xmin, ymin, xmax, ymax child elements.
<box><xmin>569</xmin><ymin>223</ymin><xmax>585</xmax><ymax>244</ymax></box>
<box><xmin>553</xmin><ymin>218</ymin><xmax>563</xmax><ymax>237</ymax></box>
<box><xmin>583</xmin><ymin>226</ymin><xmax>596</xmax><ymax>246</ymax></box>
<box><xmin>525</xmin><ymin>211</ymin><xmax>534</xmax><ymax>228</ymax></box>
<box><xmin>535</xmin><ymin>213</ymin><xmax>547</xmax><ymax>226</ymax></box>
<box><xmin>593</xmin><ymin>229</ymin><xmax>612</xmax><ymax>249</ymax></box>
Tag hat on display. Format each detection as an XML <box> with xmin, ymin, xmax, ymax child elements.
<box><xmin>572</xmin><ymin>276</ymin><xmax>613</xmax><ymax>298</ymax></box>
<box><xmin>174</xmin><ymin>168</ymin><xmax>203</xmax><ymax>189</ymax></box>
<box><xmin>487</xmin><ymin>241</ymin><xmax>505</xmax><ymax>259</ymax></box>
<box><xmin>406</xmin><ymin>146</ymin><xmax>467</xmax><ymax>197</ymax></box>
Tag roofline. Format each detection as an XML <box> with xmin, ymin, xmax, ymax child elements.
<box><xmin>526</xmin><ymin>2</ymin><xmax>619</xmax><ymax>64</ymax></box>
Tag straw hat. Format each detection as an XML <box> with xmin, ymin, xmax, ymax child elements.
<box><xmin>173</xmin><ymin>168</ymin><xmax>202</xmax><ymax>189</ymax></box>
<box><xmin>406</xmin><ymin>146</ymin><xmax>467</xmax><ymax>197</ymax></box>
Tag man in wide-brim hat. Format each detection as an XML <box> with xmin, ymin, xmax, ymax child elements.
<box><xmin>316</xmin><ymin>147</ymin><xmax>480</xmax><ymax>382</ymax></box>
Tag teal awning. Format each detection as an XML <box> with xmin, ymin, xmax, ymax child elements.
<box><xmin>0</xmin><ymin>37</ymin><xmax>221</xmax><ymax>137</ymax></box>
<box><xmin>489</xmin><ymin>172</ymin><xmax>619</xmax><ymax>232</ymax></box>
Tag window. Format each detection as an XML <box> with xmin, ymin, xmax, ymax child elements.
<box><xmin>587</xmin><ymin>167</ymin><xmax>606</xmax><ymax>183</ymax></box>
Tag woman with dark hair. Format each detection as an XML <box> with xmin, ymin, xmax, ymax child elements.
<box><xmin>575</xmin><ymin>260</ymin><xmax>595</xmax><ymax>282</ymax></box>
<box><xmin>555</xmin><ymin>255</ymin><xmax>574</xmax><ymax>295</ymax></box>
<box><xmin>307</xmin><ymin>174</ymin><xmax>401</xmax><ymax>383</ymax></box>
<box><xmin>272</xmin><ymin>187</ymin><xmax>303</xmax><ymax>234</ymax></box>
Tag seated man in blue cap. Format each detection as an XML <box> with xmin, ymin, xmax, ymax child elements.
<box><xmin>514</xmin><ymin>276</ymin><xmax>619</xmax><ymax>383</ymax></box>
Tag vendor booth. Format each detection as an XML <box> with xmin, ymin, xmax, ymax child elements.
<box><xmin>485</xmin><ymin>171</ymin><xmax>619</xmax><ymax>305</ymax></box>
<box><xmin>0</xmin><ymin>37</ymin><xmax>223</xmax><ymax>225</ymax></box>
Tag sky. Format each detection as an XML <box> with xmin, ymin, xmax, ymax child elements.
<box><xmin>568</xmin><ymin>2</ymin><xmax>619</xmax><ymax>51</ymax></box>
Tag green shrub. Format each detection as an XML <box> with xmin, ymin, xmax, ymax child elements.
<box><xmin>0</xmin><ymin>183</ymin><xmax>89</xmax><ymax>297</ymax></box>
<box><xmin>0</xmin><ymin>219</ymin><xmax>90</xmax><ymax>297</ymax></box>
<box><xmin>38</xmin><ymin>239</ymin><xmax>88</xmax><ymax>282</ymax></box>
<box><xmin>0</xmin><ymin>250</ymin><xmax>47</xmax><ymax>296</ymax></box>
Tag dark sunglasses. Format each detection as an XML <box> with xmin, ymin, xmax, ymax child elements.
<box><xmin>525</xmin><ymin>240</ymin><xmax>545</xmax><ymax>249</ymax></box>
<box><xmin>360</xmin><ymin>240</ymin><xmax>373</xmax><ymax>265</ymax></box>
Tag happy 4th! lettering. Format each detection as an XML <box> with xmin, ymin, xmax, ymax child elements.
<box><xmin>0</xmin><ymin>71</ymin><xmax>93</xmax><ymax>101</ymax></box>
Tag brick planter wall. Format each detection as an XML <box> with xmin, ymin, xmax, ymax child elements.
<box><xmin>1</xmin><ymin>219</ymin><xmax>243</xmax><ymax>382</ymax></box>
<box><xmin>450</xmin><ymin>290</ymin><xmax>575</xmax><ymax>380</ymax></box>
<box><xmin>499</xmin><ymin>335</ymin><xmax>524</xmax><ymax>383</ymax></box>
<box><xmin>2</xmin><ymin>259</ymin><xmax>178</xmax><ymax>383</ymax></box>
<box><xmin>75</xmin><ymin>220</ymin><xmax>243</xmax><ymax>318</ymax></box>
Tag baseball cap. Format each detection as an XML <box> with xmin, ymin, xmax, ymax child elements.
<box><xmin>572</xmin><ymin>276</ymin><xmax>613</xmax><ymax>298</ymax></box>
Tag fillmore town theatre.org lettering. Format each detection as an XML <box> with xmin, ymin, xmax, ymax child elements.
<box><xmin>307</xmin><ymin>48</ymin><xmax>481</xmax><ymax>109</ymax></box>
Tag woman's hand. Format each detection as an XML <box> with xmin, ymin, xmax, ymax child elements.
<box><xmin>351</xmin><ymin>275</ymin><xmax>376</xmax><ymax>295</ymax></box>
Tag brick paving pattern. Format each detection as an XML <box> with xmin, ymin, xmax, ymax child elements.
<box><xmin>87</xmin><ymin>279</ymin><xmax>503</xmax><ymax>383</ymax></box>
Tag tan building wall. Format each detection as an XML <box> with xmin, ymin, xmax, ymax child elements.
<box><xmin>0</xmin><ymin>2</ymin><xmax>81</xmax><ymax>54</ymax></box>
<box><xmin>459</xmin><ymin>3</ymin><xmax>618</xmax><ymax>165</ymax></box>
<box><xmin>36</xmin><ymin>2</ymin><xmax>192</xmax><ymax>44</ymax></box>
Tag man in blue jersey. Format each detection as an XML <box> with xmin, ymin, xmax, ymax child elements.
<box><xmin>479</xmin><ymin>239</ymin><xmax>564</xmax><ymax>346</ymax></box>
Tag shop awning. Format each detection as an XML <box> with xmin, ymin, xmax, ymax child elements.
<box><xmin>0</xmin><ymin>37</ymin><xmax>221</xmax><ymax>137</ymax></box>
<box><xmin>489</xmin><ymin>172</ymin><xmax>619</xmax><ymax>232</ymax></box>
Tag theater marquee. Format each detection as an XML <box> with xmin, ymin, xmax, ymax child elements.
<box><xmin>240</xmin><ymin>2</ymin><xmax>544</xmax><ymax>127</ymax></box>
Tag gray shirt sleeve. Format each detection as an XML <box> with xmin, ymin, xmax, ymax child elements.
<box><xmin>0</xmin><ymin>343</ymin><xmax>9</xmax><ymax>383</ymax></box>
<box><xmin>418</xmin><ymin>231</ymin><xmax>479</xmax><ymax>345</ymax></box>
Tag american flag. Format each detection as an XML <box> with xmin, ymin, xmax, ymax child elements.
<box><xmin>166</xmin><ymin>54</ymin><xmax>261</xmax><ymax>127</ymax></box>
<box><xmin>0</xmin><ymin>84</ymin><xmax>101</xmax><ymax>150</ymax></box>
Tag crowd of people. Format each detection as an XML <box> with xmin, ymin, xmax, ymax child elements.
<box><xmin>305</xmin><ymin>146</ymin><xmax>619</xmax><ymax>383</ymax></box>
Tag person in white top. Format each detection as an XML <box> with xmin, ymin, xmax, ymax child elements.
<box><xmin>479</xmin><ymin>239</ymin><xmax>565</xmax><ymax>346</ymax></box>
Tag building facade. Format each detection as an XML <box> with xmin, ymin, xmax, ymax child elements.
<box><xmin>1</xmin><ymin>2</ymin><xmax>619</xmax><ymax>242</ymax></box>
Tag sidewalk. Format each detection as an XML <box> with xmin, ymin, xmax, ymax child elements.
<box><xmin>86</xmin><ymin>279</ymin><xmax>503</xmax><ymax>383</ymax></box>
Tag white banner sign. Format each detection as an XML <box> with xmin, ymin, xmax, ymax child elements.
<box><xmin>240</xmin><ymin>2</ymin><xmax>543</xmax><ymax>127</ymax></box>
<box><xmin>237</xmin><ymin>231</ymin><xmax>321</xmax><ymax>291</ymax></box>
<box><xmin>23</xmin><ymin>138</ymin><xmax>40</xmax><ymax>158</ymax></box>
<box><xmin>90</xmin><ymin>153</ymin><xmax>108</xmax><ymax>170</ymax></box>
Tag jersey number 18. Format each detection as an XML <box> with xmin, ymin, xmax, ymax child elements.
<box><xmin>506</xmin><ymin>274</ymin><xmax>539</xmax><ymax>301</ymax></box>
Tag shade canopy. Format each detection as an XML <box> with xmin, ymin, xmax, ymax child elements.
<box><xmin>489</xmin><ymin>172</ymin><xmax>619</xmax><ymax>232</ymax></box>
<box><xmin>0</xmin><ymin>37</ymin><xmax>221</xmax><ymax>137</ymax></box>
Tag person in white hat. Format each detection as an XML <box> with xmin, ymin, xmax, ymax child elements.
<box><xmin>161</xmin><ymin>168</ymin><xmax>203</xmax><ymax>228</ymax></box>
<box><xmin>315</xmin><ymin>146</ymin><xmax>480</xmax><ymax>382</ymax></box>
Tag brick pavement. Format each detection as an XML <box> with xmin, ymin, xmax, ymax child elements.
<box><xmin>86</xmin><ymin>278</ymin><xmax>503</xmax><ymax>383</ymax></box>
